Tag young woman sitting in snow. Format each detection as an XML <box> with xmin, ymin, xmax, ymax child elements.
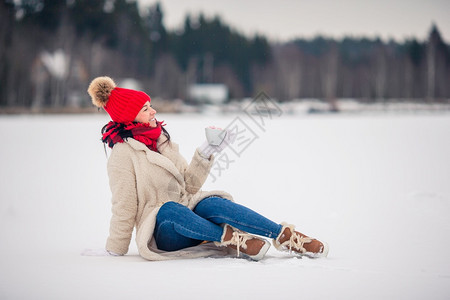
<box><xmin>87</xmin><ymin>76</ymin><xmax>329</xmax><ymax>261</ymax></box>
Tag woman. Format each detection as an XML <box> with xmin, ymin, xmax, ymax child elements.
<box><xmin>87</xmin><ymin>76</ymin><xmax>328</xmax><ymax>261</ymax></box>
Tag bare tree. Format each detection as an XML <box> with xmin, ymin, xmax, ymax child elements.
<box><xmin>321</xmin><ymin>41</ymin><xmax>339</xmax><ymax>110</ymax></box>
<box><xmin>214</xmin><ymin>64</ymin><xmax>245</xmax><ymax>99</ymax></box>
<box><xmin>426</xmin><ymin>25</ymin><xmax>439</xmax><ymax>102</ymax></box>
<box><xmin>373</xmin><ymin>44</ymin><xmax>387</xmax><ymax>101</ymax></box>
<box><xmin>276</xmin><ymin>45</ymin><xmax>303</xmax><ymax>101</ymax></box>
<box><xmin>151</xmin><ymin>54</ymin><xmax>184</xmax><ymax>99</ymax></box>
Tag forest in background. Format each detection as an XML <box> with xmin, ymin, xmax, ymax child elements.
<box><xmin>1</xmin><ymin>0</ymin><xmax>450</xmax><ymax>112</ymax></box>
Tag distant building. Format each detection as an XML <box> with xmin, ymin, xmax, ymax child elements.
<box><xmin>188</xmin><ymin>84</ymin><xmax>228</xmax><ymax>104</ymax></box>
<box><xmin>118</xmin><ymin>78</ymin><xmax>143</xmax><ymax>91</ymax></box>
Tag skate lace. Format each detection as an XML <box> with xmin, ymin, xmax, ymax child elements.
<box><xmin>275</xmin><ymin>223</ymin><xmax>313</xmax><ymax>254</ymax></box>
<box><xmin>287</xmin><ymin>232</ymin><xmax>313</xmax><ymax>254</ymax></box>
<box><xmin>230</xmin><ymin>231</ymin><xmax>251</xmax><ymax>257</ymax></box>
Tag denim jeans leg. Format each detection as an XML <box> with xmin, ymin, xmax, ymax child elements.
<box><xmin>194</xmin><ymin>197</ymin><xmax>283</xmax><ymax>239</ymax></box>
<box><xmin>154</xmin><ymin>201</ymin><xmax>224</xmax><ymax>251</ymax></box>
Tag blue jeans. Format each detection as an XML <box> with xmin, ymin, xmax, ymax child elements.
<box><xmin>154</xmin><ymin>196</ymin><xmax>283</xmax><ymax>251</ymax></box>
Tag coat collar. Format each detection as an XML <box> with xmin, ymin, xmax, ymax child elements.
<box><xmin>125</xmin><ymin>137</ymin><xmax>185</xmax><ymax>187</ymax></box>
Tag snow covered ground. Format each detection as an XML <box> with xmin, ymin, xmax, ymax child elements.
<box><xmin>0</xmin><ymin>112</ymin><xmax>449</xmax><ymax>299</ymax></box>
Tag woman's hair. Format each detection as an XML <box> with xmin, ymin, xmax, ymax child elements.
<box><xmin>161</xmin><ymin>126</ymin><xmax>171</xmax><ymax>142</ymax></box>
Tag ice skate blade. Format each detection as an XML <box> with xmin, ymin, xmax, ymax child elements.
<box><xmin>285</xmin><ymin>240</ymin><xmax>329</xmax><ymax>259</ymax></box>
<box><xmin>304</xmin><ymin>241</ymin><xmax>329</xmax><ymax>258</ymax></box>
<box><xmin>240</xmin><ymin>240</ymin><xmax>271</xmax><ymax>261</ymax></box>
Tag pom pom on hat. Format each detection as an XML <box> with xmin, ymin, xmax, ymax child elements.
<box><xmin>87</xmin><ymin>76</ymin><xmax>151</xmax><ymax>123</ymax></box>
<box><xmin>88</xmin><ymin>76</ymin><xmax>116</xmax><ymax>108</ymax></box>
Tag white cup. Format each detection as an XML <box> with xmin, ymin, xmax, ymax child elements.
<box><xmin>205</xmin><ymin>127</ymin><xmax>227</xmax><ymax>146</ymax></box>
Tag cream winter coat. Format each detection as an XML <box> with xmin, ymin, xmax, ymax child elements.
<box><xmin>105</xmin><ymin>133</ymin><xmax>233</xmax><ymax>260</ymax></box>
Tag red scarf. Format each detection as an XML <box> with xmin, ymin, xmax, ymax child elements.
<box><xmin>102</xmin><ymin>121</ymin><xmax>163</xmax><ymax>152</ymax></box>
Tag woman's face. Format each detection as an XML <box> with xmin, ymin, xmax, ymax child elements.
<box><xmin>135</xmin><ymin>101</ymin><xmax>157</xmax><ymax>127</ymax></box>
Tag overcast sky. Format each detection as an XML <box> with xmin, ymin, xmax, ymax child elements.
<box><xmin>137</xmin><ymin>0</ymin><xmax>450</xmax><ymax>43</ymax></box>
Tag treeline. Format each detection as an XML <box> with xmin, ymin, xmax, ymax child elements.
<box><xmin>266</xmin><ymin>29</ymin><xmax>449</xmax><ymax>106</ymax></box>
<box><xmin>1</xmin><ymin>0</ymin><xmax>449</xmax><ymax>109</ymax></box>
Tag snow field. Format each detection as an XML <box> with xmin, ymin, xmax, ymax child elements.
<box><xmin>0</xmin><ymin>112</ymin><xmax>449</xmax><ymax>299</ymax></box>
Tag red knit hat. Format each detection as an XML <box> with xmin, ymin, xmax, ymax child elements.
<box><xmin>87</xmin><ymin>76</ymin><xmax>151</xmax><ymax>123</ymax></box>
